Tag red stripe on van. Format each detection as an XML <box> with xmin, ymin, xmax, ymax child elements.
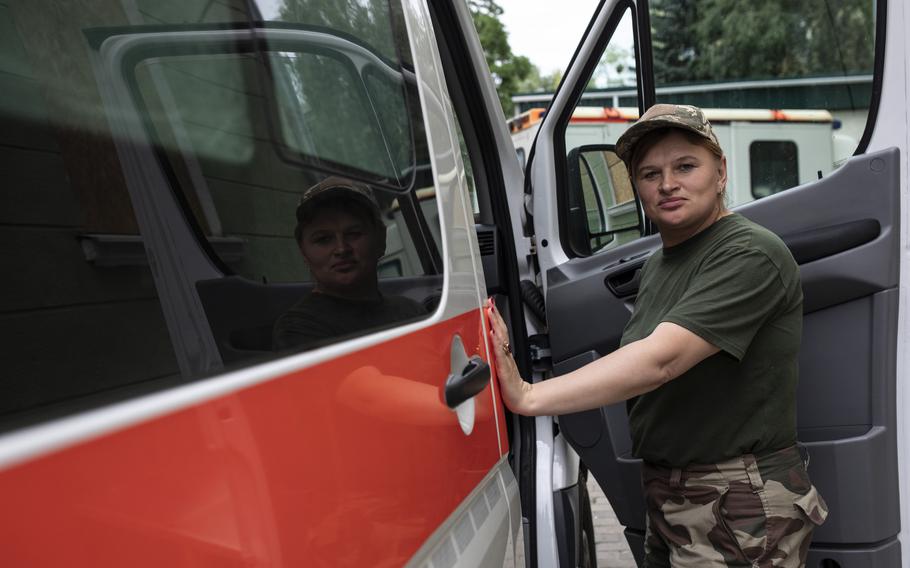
<box><xmin>0</xmin><ymin>309</ymin><xmax>504</xmax><ymax>567</ymax></box>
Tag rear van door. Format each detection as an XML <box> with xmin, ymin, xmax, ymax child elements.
<box><xmin>526</xmin><ymin>0</ymin><xmax>906</xmax><ymax>565</ymax></box>
<box><xmin>0</xmin><ymin>1</ymin><xmax>519</xmax><ymax>566</ymax></box>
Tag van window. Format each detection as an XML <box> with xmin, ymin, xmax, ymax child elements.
<box><xmin>132</xmin><ymin>46</ymin><xmax>438</xmax><ymax>284</ymax></box>
<box><xmin>750</xmin><ymin>141</ymin><xmax>800</xmax><ymax>198</ymax></box>
<box><xmin>0</xmin><ymin>0</ymin><xmax>439</xmax><ymax>431</ymax></box>
<box><xmin>651</xmin><ymin>0</ymin><xmax>876</xmax><ymax>206</ymax></box>
<box><xmin>559</xmin><ymin>0</ymin><xmax>878</xmax><ymax>257</ymax></box>
<box><xmin>561</xmin><ymin>7</ymin><xmax>641</xmax><ymax>255</ymax></box>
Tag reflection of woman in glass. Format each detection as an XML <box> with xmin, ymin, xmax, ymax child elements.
<box><xmin>273</xmin><ymin>177</ymin><xmax>425</xmax><ymax>351</ymax></box>
<box><xmin>488</xmin><ymin>105</ymin><xmax>827</xmax><ymax>567</ymax></box>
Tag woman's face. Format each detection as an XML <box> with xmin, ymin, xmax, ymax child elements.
<box><xmin>633</xmin><ymin>130</ymin><xmax>727</xmax><ymax>246</ymax></box>
<box><xmin>299</xmin><ymin>206</ymin><xmax>384</xmax><ymax>297</ymax></box>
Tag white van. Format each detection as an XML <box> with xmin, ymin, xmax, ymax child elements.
<box><xmin>511</xmin><ymin>106</ymin><xmax>854</xmax><ymax>208</ymax></box>
<box><xmin>0</xmin><ymin>1</ymin><xmax>906</xmax><ymax>568</ymax></box>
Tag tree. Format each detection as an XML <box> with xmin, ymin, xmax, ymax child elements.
<box><xmin>650</xmin><ymin>0</ymin><xmax>875</xmax><ymax>84</ymax></box>
<box><xmin>591</xmin><ymin>44</ymin><xmax>636</xmax><ymax>88</ymax></box>
<box><xmin>649</xmin><ymin>0</ymin><xmax>700</xmax><ymax>84</ymax></box>
<box><xmin>468</xmin><ymin>0</ymin><xmax>536</xmax><ymax>116</ymax></box>
<box><xmin>516</xmin><ymin>67</ymin><xmax>562</xmax><ymax>94</ymax></box>
<box><xmin>277</xmin><ymin>0</ymin><xmax>427</xmax><ymax>66</ymax></box>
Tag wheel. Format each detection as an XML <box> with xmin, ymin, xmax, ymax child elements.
<box><xmin>579</xmin><ymin>467</ymin><xmax>598</xmax><ymax>568</ymax></box>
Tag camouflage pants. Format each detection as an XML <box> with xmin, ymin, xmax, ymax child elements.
<box><xmin>642</xmin><ymin>445</ymin><xmax>828</xmax><ymax>568</ymax></box>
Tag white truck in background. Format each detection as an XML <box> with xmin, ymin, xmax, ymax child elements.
<box><xmin>509</xmin><ymin>106</ymin><xmax>858</xmax><ymax>208</ymax></box>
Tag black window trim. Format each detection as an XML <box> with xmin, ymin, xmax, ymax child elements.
<box><xmin>853</xmin><ymin>0</ymin><xmax>887</xmax><ymax>156</ymax></box>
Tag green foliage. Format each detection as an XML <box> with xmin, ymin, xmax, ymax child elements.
<box><xmin>466</xmin><ymin>0</ymin><xmax>504</xmax><ymax>18</ymax></box>
<box><xmin>276</xmin><ymin>0</ymin><xmax>550</xmax><ymax>117</ymax></box>
<box><xmin>651</xmin><ymin>0</ymin><xmax>875</xmax><ymax>85</ymax></box>
<box><xmin>278</xmin><ymin>0</ymin><xmax>401</xmax><ymax>61</ymax></box>
<box><xmin>649</xmin><ymin>0</ymin><xmax>700</xmax><ymax>84</ymax></box>
<box><xmin>274</xmin><ymin>0</ymin><xmax>423</xmax><ymax>185</ymax></box>
<box><xmin>468</xmin><ymin>0</ymin><xmax>536</xmax><ymax>116</ymax></box>
<box><xmin>517</xmin><ymin>66</ymin><xmax>563</xmax><ymax>94</ymax></box>
<box><xmin>590</xmin><ymin>44</ymin><xmax>636</xmax><ymax>89</ymax></box>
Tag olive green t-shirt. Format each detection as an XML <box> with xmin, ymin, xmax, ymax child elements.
<box><xmin>620</xmin><ymin>214</ymin><xmax>802</xmax><ymax>466</ymax></box>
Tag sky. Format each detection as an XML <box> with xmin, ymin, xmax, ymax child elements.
<box><xmin>496</xmin><ymin>0</ymin><xmax>602</xmax><ymax>75</ymax></box>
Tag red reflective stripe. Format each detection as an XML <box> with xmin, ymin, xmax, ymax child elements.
<box><xmin>0</xmin><ymin>309</ymin><xmax>503</xmax><ymax>566</ymax></box>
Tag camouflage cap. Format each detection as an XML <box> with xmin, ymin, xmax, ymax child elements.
<box><xmin>295</xmin><ymin>176</ymin><xmax>382</xmax><ymax>240</ymax></box>
<box><xmin>614</xmin><ymin>104</ymin><xmax>721</xmax><ymax>166</ymax></box>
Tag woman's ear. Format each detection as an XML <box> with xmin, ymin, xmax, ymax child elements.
<box><xmin>717</xmin><ymin>155</ymin><xmax>728</xmax><ymax>194</ymax></box>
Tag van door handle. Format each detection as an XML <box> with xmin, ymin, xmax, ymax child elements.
<box><xmin>445</xmin><ymin>357</ymin><xmax>490</xmax><ymax>408</ymax></box>
<box><xmin>605</xmin><ymin>267</ymin><xmax>642</xmax><ymax>297</ymax></box>
<box><xmin>445</xmin><ymin>336</ymin><xmax>491</xmax><ymax>408</ymax></box>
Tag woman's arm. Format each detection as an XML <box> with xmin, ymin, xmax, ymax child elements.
<box><xmin>486</xmin><ymin>299</ymin><xmax>720</xmax><ymax>416</ymax></box>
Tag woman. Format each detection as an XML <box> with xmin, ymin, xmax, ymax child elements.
<box><xmin>488</xmin><ymin>104</ymin><xmax>827</xmax><ymax>567</ymax></box>
<box><xmin>273</xmin><ymin>176</ymin><xmax>425</xmax><ymax>351</ymax></box>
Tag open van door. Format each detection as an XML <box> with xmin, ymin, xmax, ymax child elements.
<box><xmin>526</xmin><ymin>0</ymin><xmax>907</xmax><ymax>565</ymax></box>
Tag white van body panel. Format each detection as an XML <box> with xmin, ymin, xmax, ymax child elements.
<box><xmin>878</xmin><ymin>0</ymin><xmax>910</xmax><ymax>563</ymax></box>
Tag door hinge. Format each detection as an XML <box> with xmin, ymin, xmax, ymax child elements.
<box><xmin>528</xmin><ymin>333</ymin><xmax>552</xmax><ymax>372</ymax></box>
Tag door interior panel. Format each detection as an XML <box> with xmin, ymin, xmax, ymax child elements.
<box><xmin>548</xmin><ymin>148</ymin><xmax>901</xmax><ymax>564</ymax></box>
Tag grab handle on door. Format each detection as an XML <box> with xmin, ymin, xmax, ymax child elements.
<box><xmin>606</xmin><ymin>267</ymin><xmax>642</xmax><ymax>297</ymax></box>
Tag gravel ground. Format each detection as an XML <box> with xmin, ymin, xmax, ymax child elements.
<box><xmin>587</xmin><ymin>475</ymin><xmax>638</xmax><ymax>568</ymax></box>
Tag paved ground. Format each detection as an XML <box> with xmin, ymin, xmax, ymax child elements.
<box><xmin>588</xmin><ymin>475</ymin><xmax>637</xmax><ymax>568</ymax></box>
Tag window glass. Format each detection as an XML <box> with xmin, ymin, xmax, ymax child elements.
<box><xmin>129</xmin><ymin>3</ymin><xmax>441</xmax><ymax>347</ymax></box>
<box><xmin>133</xmin><ymin>52</ymin><xmax>436</xmax><ymax>285</ymax></box>
<box><xmin>269</xmin><ymin>50</ymin><xmax>414</xmax><ymax>187</ymax></box>
<box><xmin>562</xmin><ymin>7</ymin><xmax>641</xmax><ymax>255</ymax></box>
<box><xmin>581</xmin><ymin>149</ymin><xmax>637</xmax><ymax>249</ymax></box>
<box><xmin>650</xmin><ymin>0</ymin><xmax>876</xmax><ymax>207</ymax></box>
<box><xmin>750</xmin><ymin>141</ymin><xmax>799</xmax><ymax>198</ymax></box>
<box><xmin>454</xmin><ymin>119</ymin><xmax>480</xmax><ymax>216</ymax></box>
<box><xmin>0</xmin><ymin>0</ymin><xmax>182</xmax><ymax>429</ymax></box>
<box><xmin>562</xmin><ymin>0</ymin><xmax>878</xmax><ymax>257</ymax></box>
<box><xmin>0</xmin><ymin>0</ymin><xmax>439</xmax><ymax>431</ymax></box>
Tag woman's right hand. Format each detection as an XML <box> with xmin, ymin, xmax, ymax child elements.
<box><xmin>486</xmin><ymin>298</ymin><xmax>535</xmax><ymax>415</ymax></box>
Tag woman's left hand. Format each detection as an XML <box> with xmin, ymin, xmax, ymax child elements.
<box><xmin>485</xmin><ymin>298</ymin><xmax>535</xmax><ymax>415</ymax></box>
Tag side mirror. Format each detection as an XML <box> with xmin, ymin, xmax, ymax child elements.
<box><xmin>566</xmin><ymin>144</ymin><xmax>643</xmax><ymax>256</ymax></box>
